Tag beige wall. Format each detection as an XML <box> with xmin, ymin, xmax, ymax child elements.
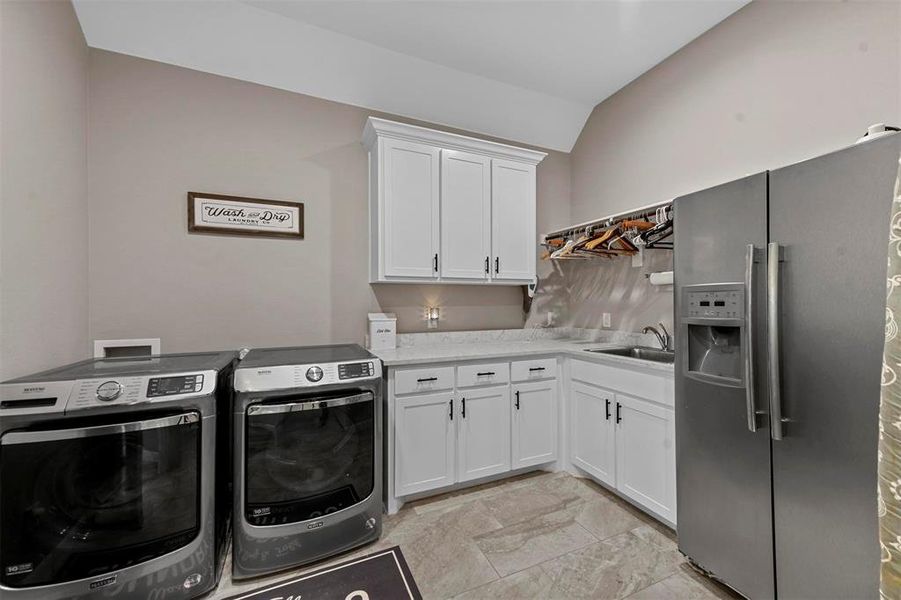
<box><xmin>1</xmin><ymin>0</ymin><xmax>89</xmax><ymax>379</ymax></box>
<box><xmin>87</xmin><ymin>50</ymin><xmax>570</xmax><ymax>353</ymax></box>
<box><xmin>533</xmin><ymin>0</ymin><xmax>901</xmax><ymax>337</ymax></box>
<box><xmin>571</xmin><ymin>0</ymin><xmax>901</xmax><ymax>221</ymax></box>
<box><xmin>10</xmin><ymin>0</ymin><xmax>892</xmax><ymax>367</ymax></box>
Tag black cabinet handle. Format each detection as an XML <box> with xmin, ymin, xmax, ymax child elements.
<box><xmin>485</xmin><ymin>256</ymin><xmax>490</xmax><ymax>274</ymax></box>
<box><xmin>615</xmin><ymin>401</ymin><xmax>622</xmax><ymax>424</ymax></box>
<box><xmin>417</xmin><ymin>377</ymin><xmax>438</xmax><ymax>383</ymax></box>
<box><xmin>449</xmin><ymin>399</ymin><xmax>453</xmax><ymax>420</ymax></box>
<box><xmin>495</xmin><ymin>257</ymin><xmax>500</xmax><ymax>274</ymax></box>
<box><xmin>529</xmin><ymin>367</ymin><xmax>546</xmax><ymax>372</ymax></box>
<box><xmin>476</xmin><ymin>371</ymin><xmax>495</xmax><ymax>376</ymax></box>
<box><xmin>434</xmin><ymin>253</ymin><xmax>439</xmax><ymax>272</ymax></box>
<box><xmin>462</xmin><ymin>397</ymin><xmax>466</xmax><ymax>419</ymax></box>
<box><xmin>515</xmin><ymin>390</ymin><xmax>520</xmax><ymax>410</ymax></box>
<box><xmin>605</xmin><ymin>399</ymin><xmax>611</xmax><ymax>420</ymax></box>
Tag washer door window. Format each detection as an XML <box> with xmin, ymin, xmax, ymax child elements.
<box><xmin>245</xmin><ymin>392</ymin><xmax>374</xmax><ymax>526</ymax></box>
<box><xmin>0</xmin><ymin>412</ymin><xmax>201</xmax><ymax>588</ymax></box>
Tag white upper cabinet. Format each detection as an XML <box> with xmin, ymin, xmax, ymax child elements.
<box><xmin>492</xmin><ymin>159</ymin><xmax>537</xmax><ymax>281</ymax></box>
<box><xmin>364</xmin><ymin>117</ymin><xmax>545</xmax><ymax>284</ymax></box>
<box><xmin>440</xmin><ymin>150</ymin><xmax>491</xmax><ymax>280</ymax></box>
<box><xmin>380</xmin><ymin>138</ymin><xmax>440</xmax><ymax>279</ymax></box>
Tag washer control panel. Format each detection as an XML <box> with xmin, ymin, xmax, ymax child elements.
<box><xmin>147</xmin><ymin>374</ymin><xmax>204</xmax><ymax>397</ymax></box>
<box><xmin>338</xmin><ymin>362</ymin><xmax>375</xmax><ymax>380</ymax></box>
<box><xmin>72</xmin><ymin>377</ymin><xmax>142</xmax><ymax>409</ymax></box>
<box><xmin>64</xmin><ymin>371</ymin><xmax>215</xmax><ymax>411</ymax></box>
<box><xmin>305</xmin><ymin>367</ymin><xmax>324</xmax><ymax>382</ymax></box>
<box><xmin>96</xmin><ymin>380</ymin><xmax>123</xmax><ymax>401</ymax></box>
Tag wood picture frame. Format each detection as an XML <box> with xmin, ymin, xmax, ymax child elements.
<box><xmin>187</xmin><ymin>192</ymin><xmax>304</xmax><ymax>239</ymax></box>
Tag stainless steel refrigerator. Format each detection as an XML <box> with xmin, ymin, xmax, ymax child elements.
<box><xmin>674</xmin><ymin>132</ymin><xmax>901</xmax><ymax>600</ymax></box>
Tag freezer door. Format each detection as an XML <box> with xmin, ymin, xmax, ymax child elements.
<box><xmin>674</xmin><ymin>173</ymin><xmax>775</xmax><ymax>599</ymax></box>
<box><xmin>768</xmin><ymin>133</ymin><xmax>901</xmax><ymax>600</ymax></box>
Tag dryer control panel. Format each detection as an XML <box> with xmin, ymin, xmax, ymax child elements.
<box><xmin>234</xmin><ymin>359</ymin><xmax>382</xmax><ymax>392</ymax></box>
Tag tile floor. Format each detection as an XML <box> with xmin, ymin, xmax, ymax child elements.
<box><xmin>210</xmin><ymin>471</ymin><xmax>740</xmax><ymax>599</ymax></box>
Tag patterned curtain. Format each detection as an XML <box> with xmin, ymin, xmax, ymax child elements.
<box><xmin>880</xmin><ymin>152</ymin><xmax>901</xmax><ymax>599</ymax></box>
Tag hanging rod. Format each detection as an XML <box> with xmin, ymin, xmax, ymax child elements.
<box><xmin>543</xmin><ymin>199</ymin><xmax>672</xmax><ymax>241</ymax></box>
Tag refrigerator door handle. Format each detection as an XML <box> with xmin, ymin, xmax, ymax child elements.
<box><xmin>768</xmin><ymin>242</ymin><xmax>786</xmax><ymax>440</ymax></box>
<box><xmin>744</xmin><ymin>244</ymin><xmax>759</xmax><ymax>432</ymax></box>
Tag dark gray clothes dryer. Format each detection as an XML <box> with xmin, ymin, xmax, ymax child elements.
<box><xmin>231</xmin><ymin>344</ymin><xmax>383</xmax><ymax>580</ymax></box>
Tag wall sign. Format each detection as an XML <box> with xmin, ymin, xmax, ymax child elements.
<box><xmin>187</xmin><ymin>192</ymin><xmax>303</xmax><ymax>239</ymax></box>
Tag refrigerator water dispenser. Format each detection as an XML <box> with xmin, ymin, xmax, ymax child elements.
<box><xmin>681</xmin><ymin>284</ymin><xmax>745</xmax><ymax>387</ymax></box>
<box><xmin>687</xmin><ymin>325</ymin><xmax>742</xmax><ymax>381</ymax></box>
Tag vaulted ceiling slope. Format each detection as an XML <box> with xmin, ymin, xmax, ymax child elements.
<box><xmin>73</xmin><ymin>0</ymin><xmax>746</xmax><ymax>152</ymax></box>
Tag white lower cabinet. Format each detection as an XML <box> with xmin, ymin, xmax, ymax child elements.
<box><xmin>614</xmin><ymin>394</ymin><xmax>676</xmax><ymax>523</ymax></box>
<box><xmin>395</xmin><ymin>391</ymin><xmax>456</xmax><ymax>497</ymax></box>
<box><xmin>570</xmin><ymin>381</ymin><xmax>616</xmax><ymax>487</ymax></box>
<box><xmin>569</xmin><ymin>360</ymin><xmax>676</xmax><ymax>525</ymax></box>
<box><xmin>512</xmin><ymin>379</ymin><xmax>558</xmax><ymax>469</ymax></box>
<box><xmin>390</xmin><ymin>356</ymin><xmax>675</xmax><ymax>526</ymax></box>
<box><xmin>457</xmin><ymin>386</ymin><xmax>511</xmax><ymax>482</ymax></box>
<box><xmin>391</xmin><ymin>359</ymin><xmax>558</xmax><ymax>502</ymax></box>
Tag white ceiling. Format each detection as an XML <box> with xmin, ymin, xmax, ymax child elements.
<box><xmin>73</xmin><ymin>0</ymin><xmax>747</xmax><ymax>152</ymax></box>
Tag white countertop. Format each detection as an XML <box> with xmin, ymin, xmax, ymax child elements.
<box><xmin>372</xmin><ymin>337</ymin><xmax>674</xmax><ymax>374</ymax></box>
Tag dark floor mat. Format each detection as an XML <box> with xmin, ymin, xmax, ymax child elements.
<box><xmin>223</xmin><ymin>546</ymin><xmax>421</xmax><ymax>600</ymax></box>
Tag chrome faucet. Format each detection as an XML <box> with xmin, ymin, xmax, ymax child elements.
<box><xmin>642</xmin><ymin>323</ymin><xmax>671</xmax><ymax>351</ymax></box>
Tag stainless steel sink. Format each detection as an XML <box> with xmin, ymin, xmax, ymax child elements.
<box><xmin>584</xmin><ymin>346</ymin><xmax>675</xmax><ymax>364</ymax></box>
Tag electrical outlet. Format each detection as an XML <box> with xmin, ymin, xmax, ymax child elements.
<box><xmin>602</xmin><ymin>313</ymin><xmax>612</xmax><ymax>328</ymax></box>
<box><xmin>632</xmin><ymin>248</ymin><xmax>643</xmax><ymax>268</ymax></box>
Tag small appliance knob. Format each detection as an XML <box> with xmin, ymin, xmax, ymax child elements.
<box><xmin>96</xmin><ymin>380</ymin><xmax>123</xmax><ymax>401</ymax></box>
<box><xmin>306</xmin><ymin>366</ymin><xmax>324</xmax><ymax>382</ymax></box>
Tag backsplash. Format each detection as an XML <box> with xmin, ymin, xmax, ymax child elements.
<box><xmin>395</xmin><ymin>327</ymin><xmax>662</xmax><ymax>349</ymax></box>
<box><xmin>525</xmin><ymin>249</ymin><xmax>674</xmax><ymax>339</ymax></box>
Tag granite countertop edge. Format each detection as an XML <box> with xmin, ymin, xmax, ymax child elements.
<box><xmin>371</xmin><ymin>339</ymin><xmax>674</xmax><ymax>374</ymax></box>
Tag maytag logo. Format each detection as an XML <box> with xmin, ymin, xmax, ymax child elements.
<box><xmin>253</xmin><ymin>507</ymin><xmax>271</xmax><ymax>516</ymax></box>
<box><xmin>90</xmin><ymin>575</ymin><xmax>117</xmax><ymax>590</ymax></box>
<box><xmin>257</xmin><ymin>370</ymin><xmax>272</xmax><ymax>375</ymax></box>
<box><xmin>23</xmin><ymin>386</ymin><xmax>44</xmax><ymax>393</ymax></box>
<box><xmin>307</xmin><ymin>521</ymin><xmax>324</xmax><ymax>530</ymax></box>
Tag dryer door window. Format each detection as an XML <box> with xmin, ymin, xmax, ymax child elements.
<box><xmin>245</xmin><ymin>391</ymin><xmax>374</xmax><ymax>525</ymax></box>
<box><xmin>0</xmin><ymin>412</ymin><xmax>201</xmax><ymax>588</ymax></box>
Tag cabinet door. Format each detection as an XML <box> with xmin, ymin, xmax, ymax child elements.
<box><xmin>382</xmin><ymin>138</ymin><xmax>440</xmax><ymax>279</ymax></box>
<box><xmin>512</xmin><ymin>380</ymin><xmax>557</xmax><ymax>469</ymax></box>
<box><xmin>570</xmin><ymin>381</ymin><xmax>616</xmax><ymax>487</ymax></box>
<box><xmin>457</xmin><ymin>386</ymin><xmax>511</xmax><ymax>482</ymax></box>
<box><xmin>440</xmin><ymin>150</ymin><xmax>491</xmax><ymax>280</ymax></box>
<box><xmin>491</xmin><ymin>159</ymin><xmax>536</xmax><ymax>281</ymax></box>
<box><xmin>615</xmin><ymin>394</ymin><xmax>676</xmax><ymax>523</ymax></box>
<box><xmin>395</xmin><ymin>392</ymin><xmax>455</xmax><ymax>496</ymax></box>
